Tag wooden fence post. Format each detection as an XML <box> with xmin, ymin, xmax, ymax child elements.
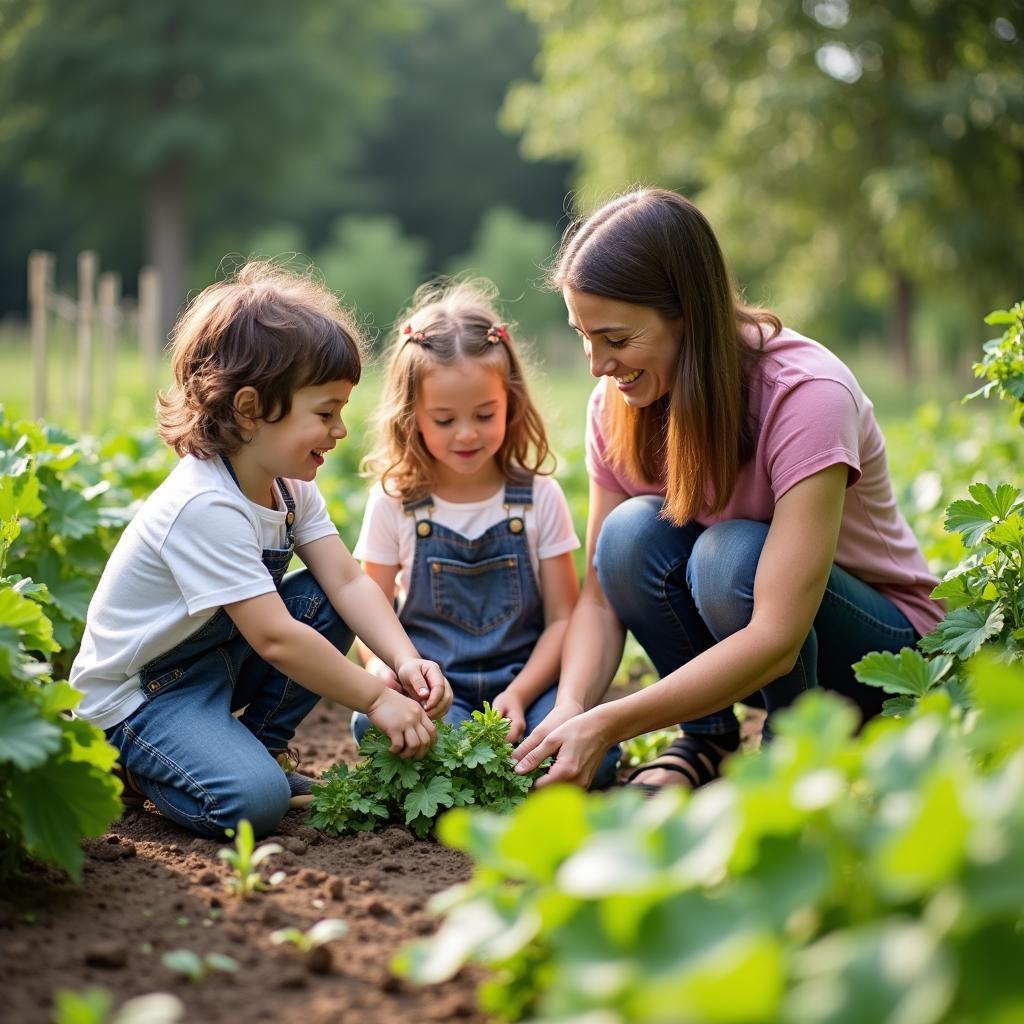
<box><xmin>138</xmin><ymin>265</ymin><xmax>161</xmax><ymax>396</ymax></box>
<box><xmin>97</xmin><ymin>271</ymin><xmax>122</xmax><ymax>414</ymax></box>
<box><xmin>77</xmin><ymin>251</ymin><xmax>98</xmax><ymax>430</ymax></box>
<box><xmin>28</xmin><ymin>250</ymin><xmax>54</xmax><ymax>421</ymax></box>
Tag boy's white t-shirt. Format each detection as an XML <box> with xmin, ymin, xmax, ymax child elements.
<box><xmin>70</xmin><ymin>455</ymin><xmax>338</xmax><ymax>730</ymax></box>
<box><xmin>353</xmin><ymin>475</ymin><xmax>580</xmax><ymax>608</ymax></box>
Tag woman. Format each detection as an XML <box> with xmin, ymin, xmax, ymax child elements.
<box><xmin>512</xmin><ymin>188</ymin><xmax>942</xmax><ymax>791</ymax></box>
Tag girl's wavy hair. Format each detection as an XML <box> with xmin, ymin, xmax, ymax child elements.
<box><xmin>362</xmin><ymin>279</ymin><xmax>553</xmax><ymax>502</ymax></box>
<box><xmin>552</xmin><ymin>188</ymin><xmax>781</xmax><ymax>525</ymax></box>
<box><xmin>157</xmin><ymin>261</ymin><xmax>365</xmax><ymax>458</ymax></box>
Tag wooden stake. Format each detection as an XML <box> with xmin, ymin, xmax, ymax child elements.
<box><xmin>97</xmin><ymin>271</ymin><xmax>121</xmax><ymax>415</ymax></box>
<box><xmin>77</xmin><ymin>251</ymin><xmax>98</xmax><ymax>431</ymax></box>
<box><xmin>28</xmin><ymin>251</ymin><xmax>54</xmax><ymax>421</ymax></box>
<box><xmin>138</xmin><ymin>265</ymin><xmax>161</xmax><ymax>396</ymax></box>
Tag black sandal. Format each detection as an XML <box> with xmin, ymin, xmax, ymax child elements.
<box><xmin>626</xmin><ymin>732</ymin><xmax>739</xmax><ymax>795</ymax></box>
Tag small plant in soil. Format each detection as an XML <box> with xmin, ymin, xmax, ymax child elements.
<box><xmin>54</xmin><ymin>986</ymin><xmax>185</xmax><ymax>1024</ymax></box>
<box><xmin>308</xmin><ymin>703</ymin><xmax>547</xmax><ymax>838</ymax></box>
<box><xmin>161</xmin><ymin>948</ymin><xmax>239</xmax><ymax>983</ymax></box>
<box><xmin>217</xmin><ymin>818</ymin><xmax>283</xmax><ymax>899</ymax></box>
<box><xmin>270</xmin><ymin>918</ymin><xmax>349</xmax><ymax>974</ymax></box>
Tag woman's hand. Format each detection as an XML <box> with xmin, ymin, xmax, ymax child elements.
<box><xmin>492</xmin><ymin>689</ymin><xmax>527</xmax><ymax>743</ymax></box>
<box><xmin>396</xmin><ymin>658</ymin><xmax>453</xmax><ymax>720</ymax></box>
<box><xmin>513</xmin><ymin>705</ymin><xmax>614</xmax><ymax>789</ymax></box>
<box><xmin>365</xmin><ymin>688</ymin><xmax>437</xmax><ymax>758</ymax></box>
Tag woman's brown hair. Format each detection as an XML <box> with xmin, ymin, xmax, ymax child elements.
<box><xmin>157</xmin><ymin>261</ymin><xmax>365</xmax><ymax>458</ymax></box>
<box><xmin>362</xmin><ymin>279</ymin><xmax>553</xmax><ymax>502</ymax></box>
<box><xmin>552</xmin><ymin>188</ymin><xmax>781</xmax><ymax>525</ymax></box>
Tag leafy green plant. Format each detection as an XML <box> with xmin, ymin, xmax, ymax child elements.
<box><xmin>53</xmin><ymin>987</ymin><xmax>184</xmax><ymax>1024</ymax></box>
<box><xmin>160</xmin><ymin>948</ymin><xmax>239</xmax><ymax>983</ymax></box>
<box><xmin>217</xmin><ymin>818</ymin><xmax>284</xmax><ymax>899</ymax></box>
<box><xmin>308</xmin><ymin>704</ymin><xmax>544</xmax><ymax>838</ymax></box>
<box><xmin>967</xmin><ymin>301</ymin><xmax>1024</xmax><ymax>424</ymax></box>
<box><xmin>619</xmin><ymin>728</ymin><xmax>678</xmax><ymax>769</ymax></box>
<box><xmin>396</xmin><ymin>658</ymin><xmax>1024</xmax><ymax>1023</ymax></box>
<box><xmin>0</xmin><ymin>421</ymin><xmax>121</xmax><ymax>880</ymax></box>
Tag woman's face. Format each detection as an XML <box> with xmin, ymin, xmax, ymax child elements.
<box><xmin>562</xmin><ymin>288</ymin><xmax>683</xmax><ymax>408</ymax></box>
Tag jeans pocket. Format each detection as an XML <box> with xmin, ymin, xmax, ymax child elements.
<box><xmin>429</xmin><ymin>554</ymin><xmax>522</xmax><ymax>636</ymax></box>
<box><xmin>141</xmin><ymin>666</ymin><xmax>185</xmax><ymax>699</ymax></box>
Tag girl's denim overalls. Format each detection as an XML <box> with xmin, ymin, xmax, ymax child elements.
<box><xmin>352</xmin><ymin>481</ymin><xmax>620</xmax><ymax>788</ymax></box>
<box><xmin>105</xmin><ymin>461</ymin><xmax>352</xmax><ymax>837</ymax></box>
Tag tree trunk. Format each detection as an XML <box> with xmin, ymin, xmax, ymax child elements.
<box><xmin>888</xmin><ymin>272</ymin><xmax>915</xmax><ymax>383</ymax></box>
<box><xmin>145</xmin><ymin>161</ymin><xmax>188</xmax><ymax>347</ymax></box>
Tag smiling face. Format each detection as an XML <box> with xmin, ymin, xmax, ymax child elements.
<box><xmin>562</xmin><ymin>288</ymin><xmax>683</xmax><ymax>408</ymax></box>
<box><xmin>415</xmin><ymin>359</ymin><xmax>508</xmax><ymax>496</ymax></box>
<box><xmin>234</xmin><ymin>379</ymin><xmax>353</xmax><ymax>505</ymax></box>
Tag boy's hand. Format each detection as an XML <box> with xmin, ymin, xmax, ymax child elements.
<box><xmin>365</xmin><ymin>688</ymin><xmax>436</xmax><ymax>759</ymax></box>
<box><xmin>364</xmin><ymin>655</ymin><xmax>401</xmax><ymax>692</ymax></box>
<box><xmin>492</xmin><ymin>689</ymin><xmax>527</xmax><ymax>743</ymax></box>
<box><xmin>396</xmin><ymin>659</ymin><xmax>453</xmax><ymax>720</ymax></box>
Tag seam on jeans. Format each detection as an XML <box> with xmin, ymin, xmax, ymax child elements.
<box><xmin>658</xmin><ymin>557</ymin><xmax>702</xmax><ymax>663</ymax></box>
<box><xmin>219</xmin><ymin>646</ymin><xmax>237</xmax><ymax>689</ymax></box>
<box><xmin>251</xmin><ymin>679</ymin><xmax>291</xmax><ymax>740</ymax></box>
<box><xmin>122</xmin><ymin>722</ymin><xmax>220</xmax><ymax>817</ymax></box>
<box><xmin>820</xmin><ymin>585</ymin><xmax>917</xmax><ymax>640</ymax></box>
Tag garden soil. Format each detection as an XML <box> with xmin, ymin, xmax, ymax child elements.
<box><xmin>1</xmin><ymin>697</ymin><xmax>765</xmax><ymax>1023</ymax></box>
<box><xmin>0</xmin><ymin>700</ymin><xmax>486</xmax><ymax>1024</ymax></box>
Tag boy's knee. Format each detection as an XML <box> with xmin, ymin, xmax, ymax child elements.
<box><xmin>214</xmin><ymin>763</ymin><xmax>291</xmax><ymax>839</ymax></box>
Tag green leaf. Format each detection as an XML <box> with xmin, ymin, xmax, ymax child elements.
<box><xmin>852</xmin><ymin>648</ymin><xmax>953</xmax><ymax>697</ymax></box>
<box><xmin>0</xmin><ymin>585</ymin><xmax>58</xmax><ymax>652</ymax></box>
<box><xmin>9</xmin><ymin>759</ymin><xmax>121</xmax><ymax>879</ymax></box>
<box><xmin>0</xmin><ymin>699</ymin><xmax>63</xmax><ymax>769</ymax></box>
<box><xmin>404</xmin><ymin>776</ymin><xmax>455</xmax><ymax>824</ymax></box>
<box><xmin>39</xmin><ymin>484</ymin><xmax>101</xmax><ymax>540</ymax></box>
<box><xmin>918</xmin><ymin>605</ymin><xmax>1005</xmax><ymax>659</ymax></box>
<box><xmin>42</xmin><ymin>575</ymin><xmax>94</xmax><ymax>624</ymax></box>
<box><xmin>463</xmin><ymin>740</ymin><xmax>498</xmax><ymax>769</ymax></box>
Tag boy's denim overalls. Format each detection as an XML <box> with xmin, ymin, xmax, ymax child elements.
<box><xmin>353</xmin><ymin>481</ymin><xmax>620</xmax><ymax>788</ymax></box>
<box><xmin>105</xmin><ymin>464</ymin><xmax>352</xmax><ymax>837</ymax></box>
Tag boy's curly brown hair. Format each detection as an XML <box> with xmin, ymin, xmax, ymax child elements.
<box><xmin>157</xmin><ymin>261</ymin><xmax>365</xmax><ymax>459</ymax></box>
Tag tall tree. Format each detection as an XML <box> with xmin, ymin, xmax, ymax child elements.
<box><xmin>0</xmin><ymin>0</ymin><xmax>407</xmax><ymax>338</ymax></box>
<box><xmin>503</xmin><ymin>0</ymin><xmax>1024</xmax><ymax>370</ymax></box>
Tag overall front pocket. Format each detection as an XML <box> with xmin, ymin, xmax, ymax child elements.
<box><xmin>428</xmin><ymin>554</ymin><xmax>522</xmax><ymax>636</ymax></box>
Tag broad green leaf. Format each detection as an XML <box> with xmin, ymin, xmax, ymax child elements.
<box><xmin>463</xmin><ymin>740</ymin><xmax>498</xmax><ymax>769</ymax></box>
<box><xmin>986</xmin><ymin>512</ymin><xmax>1024</xmax><ymax>549</ymax></box>
<box><xmin>853</xmin><ymin>648</ymin><xmax>953</xmax><ymax>697</ymax></box>
<box><xmin>10</xmin><ymin>759</ymin><xmax>121</xmax><ymax>879</ymax></box>
<box><xmin>918</xmin><ymin>605</ymin><xmax>1005</xmax><ymax>659</ymax></box>
<box><xmin>0</xmin><ymin>699</ymin><xmax>63</xmax><ymax>768</ymax></box>
<box><xmin>497</xmin><ymin>785</ymin><xmax>591</xmax><ymax>881</ymax></box>
<box><xmin>786</xmin><ymin>921</ymin><xmax>954</xmax><ymax>1024</ymax></box>
<box><xmin>37</xmin><ymin>679</ymin><xmax>83</xmax><ymax>716</ymax></box>
<box><xmin>968</xmin><ymin>481</ymin><xmax>1021</xmax><ymax>520</ymax></box>
<box><xmin>39</xmin><ymin>484</ymin><xmax>100</xmax><ymax>540</ymax></box>
<box><xmin>53</xmin><ymin>987</ymin><xmax>114</xmax><ymax>1024</ymax></box>
<box><xmin>0</xmin><ymin>585</ymin><xmax>58</xmax><ymax>652</ymax></box>
<box><xmin>41</xmin><ymin>575</ymin><xmax>94</xmax><ymax>623</ymax></box>
<box><xmin>404</xmin><ymin>775</ymin><xmax>454</xmax><ymax>824</ymax></box>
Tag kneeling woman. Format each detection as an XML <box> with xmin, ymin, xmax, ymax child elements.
<box><xmin>513</xmin><ymin>188</ymin><xmax>942</xmax><ymax>791</ymax></box>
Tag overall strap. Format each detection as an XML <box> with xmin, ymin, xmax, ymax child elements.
<box><xmin>503</xmin><ymin>481</ymin><xmax>533</xmax><ymax>536</ymax></box>
<box><xmin>403</xmin><ymin>494</ymin><xmax>435</xmax><ymax>539</ymax></box>
<box><xmin>221</xmin><ymin>456</ymin><xmax>296</xmax><ymax>545</ymax></box>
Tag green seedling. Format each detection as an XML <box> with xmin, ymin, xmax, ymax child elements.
<box><xmin>270</xmin><ymin>917</ymin><xmax>349</xmax><ymax>953</ymax></box>
<box><xmin>216</xmin><ymin>818</ymin><xmax>283</xmax><ymax>899</ymax></box>
<box><xmin>161</xmin><ymin>948</ymin><xmax>239</xmax><ymax>983</ymax></box>
<box><xmin>53</xmin><ymin>986</ymin><xmax>184</xmax><ymax>1024</ymax></box>
<box><xmin>270</xmin><ymin>918</ymin><xmax>348</xmax><ymax>974</ymax></box>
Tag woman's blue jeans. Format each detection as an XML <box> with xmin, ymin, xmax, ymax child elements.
<box><xmin>105</xmin><ymin>570</ymin><xmax>352</xmax><ymax>838</ymax></box>
<box><xmin>594</xmin><ymin>496</ymin><xmax>919</xmax><ymax>738</ymax></box>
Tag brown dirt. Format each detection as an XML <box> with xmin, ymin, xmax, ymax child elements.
<box><xmin>0</xmin><ymin>693</ymin><xmax>765</xmax><ymax>1024</ymax></box>
<box><xmin>0</xmin><ymin>700</ymin><xmax>486</xmax><ymax>1024</ymax></box>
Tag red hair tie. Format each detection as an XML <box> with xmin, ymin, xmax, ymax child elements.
<box><xmin>487</xmin><ymin>324</ymin><xmax>510</xmax><ymax>345</ymax></box>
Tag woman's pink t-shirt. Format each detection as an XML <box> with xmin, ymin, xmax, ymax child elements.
<box><xmin>585</xmin><ymin>327</ymin><xmax>942</xmax><ymax>637</ymax></box>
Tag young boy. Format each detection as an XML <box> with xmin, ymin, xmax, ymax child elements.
<box><xmin>70</xmin><ymin>262</ymin><xmax>452</xmax><ymax>838</ymax></box>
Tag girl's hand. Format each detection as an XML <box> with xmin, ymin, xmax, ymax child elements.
<box><xmin>513</xmin><ymin>700</ymin><xmax>608</xmax><ymax>789</ymax></box>
<box><xmin>365</xmin><ymin>688</ymin><xmax>436</xmax><ymax>759</ymax></box>
<box><xmin>396</xmin><ymin>658</ymin><xmax>453</xmax><ymax>720</ymax></box>
<box><xmin>492</xmin><ymin>689</ymin><xmax>527</xmax><ymax>743</ymax></box>
<box><xmin>365</xmin><ymin>655</ymin><xmax>401</xmax><ymax>692</ymax></box>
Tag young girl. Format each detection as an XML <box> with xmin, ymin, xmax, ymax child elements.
<box><xmin>512</xmin><ymin>188</ymin><xmax>943</xmax><ymax>792</ymax></box>
<box><xmin>71</xmin><ymin>262</ymin><xmax>451</xmax><ymax>839</ymax></box>
<box><xmin>351</xmin><ymin>280</ymin><xmax>619</xmax><ymax>788</ymax></box>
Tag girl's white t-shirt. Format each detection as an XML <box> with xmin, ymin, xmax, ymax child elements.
<box><xmin>353</xmin><ymin>475</ymin><xmax>580</xmax><ymax>607</ymax></box>
<box><xmin>70</xmin><ymin>455</ymin><xmax>338</xmax><ymax>729</ymax></box>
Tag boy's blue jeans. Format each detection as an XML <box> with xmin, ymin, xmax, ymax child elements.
<box><xmin>105</xmin><ymin>570</ymin><xmax>352</xmax><ymax>838</ymax></box>
<box><xmin>594</xmin><ymin>496</ymin><xmax>920</xmax><ymax>738</ymax></box>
